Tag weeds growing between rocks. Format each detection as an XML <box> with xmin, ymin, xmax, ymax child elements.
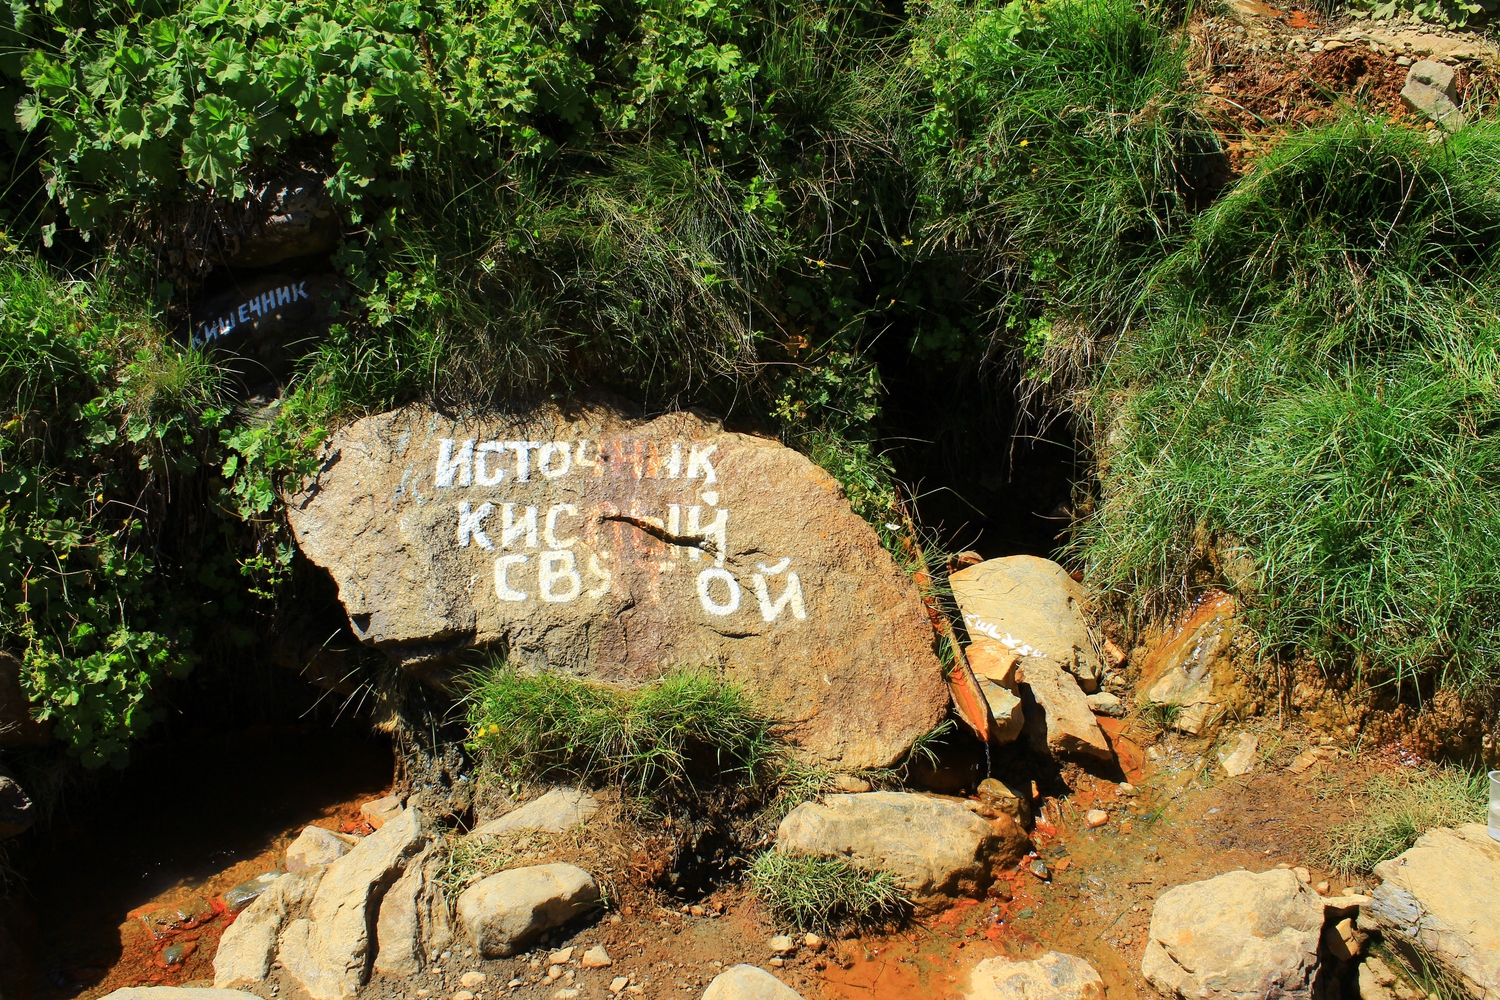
<box><xmin>747</xmin><ymin>849</ymin><xmax>911</xmax><ymax>933</ymax></box>
<box><xmin>1320</xmin><ymin>764</ymin><xmax>1487</xmax><ymax>876</ymax></box>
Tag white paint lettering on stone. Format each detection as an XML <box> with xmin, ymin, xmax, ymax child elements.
<box><xmin>574</xmin><ymin>440</ymin><xmax>598</xmax><ymax>468</ymax></box>
<box><xmin>475</xmin><ymin>442</ymin><xmax>507</xmax><ymax>485</ymax></box>
<box><xmin>697</xmin><ymin>568</ymin><xmax>741</xmax><ymax>616</ymax></box>
<box><xmin>539</xmin><ymin>442</ymin><xmax>572</xmax><ymax>479</ymax></box>
<box><xmin>586</xmin><ymin>553</ymin><xmax>612</xmax><ymax>598</ymax></box>
<box><xmin>753</xmin><ymin>571</ymin><xmax>806</xmax><ymax>622</ymax></box>
<box><xmin>686</xmin><ymin>506</ymin><xmax>728</xmax><ymax>566</ymax></box>
<box><xmin>544</xmin><ymin>504</ymin><xmax>577</xmax><ymax>548</ymax></box>
<box><xmin>457</xmin><ymin>501</ymin><xmax>496</xmax><ymax>550</ymax></box>
<box><xmin>539</xmin><ymin>550</ymin><xmax>583</xmax><ymax>603</ymax></box>
<box><xmin>501</xmin><ymin>504</ymin><xmax>538</xmax><ymax>549</ymax></box>
<box><xmin>507</xmin><ymin>441</ymin><xmax>543</xmax><ymax>481</ymax></box>
<box><xmin>687</xmin><ymin>443</ymin><xmax>718</xmax><ymax>483</ymax></box>
<box><xmin>436</xmin><ymin>439</ymin><xmax>474</xmax><ymax>487</ymax></box>
<box><xmin>667</xmin><ymin>441</ymin><xmax>683</xmax><ymax>479</ymax></box>
<box><xmin>494</xmin><ymin>555</ymin><xmax>529</xmax><ymax>601</ymax></box>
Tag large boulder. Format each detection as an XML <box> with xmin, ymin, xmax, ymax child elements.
<box><xmin>285</xmin><ymin>404</ymin><xmax>947</xmax><ymax>768</ymax></box>
<box><xmin>967</xmin><ymin>952</ymin><xmax>1104</xmax><ymax>1000</ymax></box>
<box><xmin>278</xmin><ymin>807</ymin><xmax>427</xmax><ymax>1000</ymax></box>
<box><xmin>950</xmin><ymin>556</ymin><xmax>1104</xmax><ymax>692</ymax></box>
<box><xmin>1138</xmin><ymin>592</ymin><xmax>1238</xmax><ymax>735</ymax></box>
<box><xmin>374</xmin><ymin>844</ymin><xmax>454</xmax><ymax>976</ymax></box>
<box><xmin>702</xmin><ymin>965</ymin><xmax>805</xmax><ymax>1000</ymax></box>
<box><xmin>1142</xmin><ymin>868</ymin><xmax>1324</xmax><ymax>1000</ymax></box>
<box><xmin>1364</xmin><ymin>824</ymin><xmax>1500</xmax><ymax>999</ymax></box>
<box><xmin>775</xmin><ymin>791</ymin><xmax>1027</xmax><ymax>898</ymax></box>
<box><xmin>471</xmin><ymin>788</ymin><xmax>599</xmax><ymax>837</ymax></box>
<box><xmin>214</xmin><ymin>870</ymin><xmax>324</xmax><ymax>989</ymax></box>
<box><xmin>458</xmin><ymin>863</ymin><xmax>599</xmax><ymax>957</ymax></box>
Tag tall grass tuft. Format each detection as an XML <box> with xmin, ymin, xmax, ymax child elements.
<box><xmin>466</xmin><ymin>664</ymin><xmax>778</xmax><ymax>799</ymax></box>
<box><xmin>748</xmin><ymin>849</ymin><xmax>911</xmax><ymax>931</ymax></box>
<box><xmin>1321</xmin><ymin>765</ymin><xmax>1487</xmax><ymax>876</ymax></box>
<box><xmin>1074</xmin><ymin>119</ymin><xmax>1500</xmax><ymax>694</ymax></box>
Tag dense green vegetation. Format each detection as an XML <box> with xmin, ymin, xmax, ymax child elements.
<box><xmin>1</xmin><ymin>0</ymin><xmax>1497</xmax><ymax>765</ymax></box>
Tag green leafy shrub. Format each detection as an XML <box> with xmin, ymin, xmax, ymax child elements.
<box><xmin>1074</xmin><ymin>120</ymin><xmax>1500</xmax><ymax>692</ymax></box>
<box><xmin>747</xmin><ymin>849</ymin><xmax>910</xmax><ymax>931</ymax></box>
<box><xmin>466</xmin><ymin>664</ymin><xmax>777</xmax><ymax>798</ymax></box>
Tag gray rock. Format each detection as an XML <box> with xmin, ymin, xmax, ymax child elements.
<box><xmin>1142</xmin><ymin>868</ymin><xmax>1323</xmax><ymax>1000</ymax></box>
<box><xmin>374</xmin><ymin>845</ymin><xmax>454</xmax><ymax>977</ymax></box>
<box><xmin>283</xmin><ymin>404</ymin><xmax>948</xmax><ymax>769</ymax></box>
<box><xmin>214</xmin><ymin>869</ymin><xmax>324</xmax><ymax>989</ymax></box>
<box><xmin>285</xmin><ymin>825</ymin><xmax>356</xmax><ymax>871</ymax></box>
<box><xmin>950</xmin><ymin>556</ymin><xmax>1104</xmax><ymax>692</ymax></box>
<box><xmin>0</xmin><ymin>765</ymin><xmax>34</xmax><ymax>839</ymax></box>
<box><xmin>1364</xmin><ymin>824</ymin><xmax>1500</xmax><ymax>999</ymax></box>
<box><xmin>966</xmin><ymin>952</ymin><xmax>1104</xmax><ymax>1000</ymax></box>
<box><xmin>278</xmin><ymin>808</ymin><xmax>427</xmax><ymax>1000</ymax></box>
<box><xmin>1402</xmin><ymin>61</ymin><xmax>1466</xmax><ymax>130</ymax></box>
<box><xmin>103</xmin><ymin>991</ymin><xmax>260</xmax><ymax>1000</ymax></box>
<box><xmin>1020</xmin><ymin>659</ymin><xmax>1111</xmax><ymax>760</ymax></box>
<box><xmin>701</xmin><ymin>965</ymin><xmax>805</xmax><ymax>1000</ymax></box>
<box><xmin>775</xmin><ymin>791</ymin><xmax>1023</xmax><ymax>898</ymax></box>
<box><xmin>471</xmin><ymin>788</ymin><xmax>599</xmax><ymax>837</ymax></box>
<box><xmin>457</xmin><ymin>863</ymin><xmax>600</xmax><ymax>957</ymax></box>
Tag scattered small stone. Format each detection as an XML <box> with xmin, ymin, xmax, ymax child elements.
<box><xmin>552</xmin><ymin>990</ymin><xmax>581</xmax><ymax>1000</ymax></box>
<box><xmin>689</xmin><ymin>905</ymin><xmax>706</xmax><ymax>916</ymax></box>
<box><xmin>1286</xmin><ymin>749</ymin><xmax>1320</xmax><ymax>775</ymax></box>
<box><xmin>1118</xmin><ymin>782</ymin><xmax>1136</xmax><ymax>795</ymax></box>
<box><xmin>547</xmin><ymin>967</ymin><xmax>563</xmax><ymax>982</ymax></box>
<box><xmin>609</xmin><ymin>977</ymin><xmax>629</xmax><ymax>994</ymax></box>
<box><xmin>1316</xmin><ymin>881</ymin><xmax>1330</xmax><ymax>896</ymax></box>
<box><xmin>1293</xmin><ymin>867</ymin><xmax>1311</xmax><ymax>884</ymax></box>
<box><xmin>461</xmin><ymin>973</ymin><xmax>487</xmax><ymax>989</ymax></box>
<box><xmin>452</xmin><ymin>991</ymin><xmax>475</xmax><ymax>1000</ymax></box>
<box><xmin>803</xmin><ymin>933</ymin><xmax>825</xmax><ymax>952</ymax></box>
<box><xmin>549</xmin><ymin>948</ymin><xmax>575</xmax><ymax>966</ymax></box>
<box><xmin>769</xmin><ymin>934</ymin><xmax>797</xmax><ymax>955</ymax></box>
<box><xmin>581</xmin><ymin>946</ymin><xmax>612</xmax><ymax>969</ymax></box>
<box><xmin>1218</xmin><ymin>732</ymin><xmax>1259</xmax><ymax>777</ymax></box>
<box><xmin>769</xmin><ymin>957</ymin><xmax>786</xmax><ymax>968</ymax></box>
<box><xmin>222</xmin><ymin>871</ymin><xmax>283</xmax><ymax>913</ymax></box>
<box><xmin>1085</xmin><ymin>809</ymin><xmax>1109</xmax><ymax>829</ymax></box>
<box><xmin>1030</xmin><ymin>859</ymin><xmax>1051</xmax><ymax>881</ymax></box>
<box><xmin>507</xmin><ymin>981</ymin><xmax>521</xmax><ymax>989</ymax></box>
<box><xmin>1086</xmin><ymin>691</ymin><xmax>1126</xmax><ymax>717</ymax></box>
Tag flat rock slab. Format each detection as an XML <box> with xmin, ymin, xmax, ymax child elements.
<box><xmin>702</xmin><ymin>965</ymin><xmax>805</xmax><ymax>999</ymax></box>
<box><xmin>967</xmin><ymin>952</ymin><xmax>1104</xmax><ymax>1000</ymax></box>
<box><xmin>776</xmin><ymin>791</ymin><xmax>1024</xmax><ymax>897</ymax></box>
<box><xmin>1142</xmin><ymin>868</ymin><xmax>1323</xmax><ymax>1000</ymax></box>
<box><xmin>472</xmin><ymin>788</ymin><xmax>599</xmax><ymax>837</ymax></box>
<box><xmin>286</xmin><ymin>404</ymin><xmax>946</xmax><ymax>767</ymax></box>
<box><xmin>105</xmin><ymin>991</ymin><xmax>261</xmax><ymax>1000</ymax></box>
<box><xmin>458</xmin><ymin>863</ymin><xmax>600</xmax><ymax>957</ymax></box>
<box><xmin>950</xmin><ymin>556</ymin><xmax>1104</xmax><ymax>691</ymax></box>
<box><xmin>1366</xmin><ymin>824</ymin><xmax>1500</xmax><ymax>998</ymax></box>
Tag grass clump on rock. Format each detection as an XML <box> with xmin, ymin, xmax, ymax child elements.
<box><xmin>466</xmin><ymin>664</ymin><xmax>778</xmax><ymax>799</ymax></box>
<box><xmin>1321</xmin><ymin>764</ymin><xmax>1487</xmax><ymax>876</ymax></box>
<box><xmin>747</xmin><ymin>850</ymin><xmax>910</xmax><ymax>932</ymax></box>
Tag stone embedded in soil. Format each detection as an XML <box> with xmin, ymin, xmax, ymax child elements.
<box><xmin>550</xmin><ymin>947</ymin><xmax>575</xmax><ymax>965</ymax></box>
<box><xmin>1401</xmin><ymin>60</ymin><xmax>1466</xmax><ymax>130</ymax></box>
<box><xmin>472</xmin><ymin>788</ymin><xmax>599</xmax><ymax>837</ymax></box>
<box><xmin>1084</xmin><ymin>809</ymin><xmax>1108</xmax><ymax>829</ymax></box>
<box><xmin>283</xmin><ymin>404</ymin><xmax>948</xmax><ymax>768</ymax></box>
<box><xmin>701</xmin><ymin>965</ymin><xmax>804</xmax><ymax>1000</ymax></box>
<box><xmin>1019</xmin><ymin>659</ymin><xmax>1111</xmax><ymax>760</ymax></box>
<box><xmin>458</xmin><ymin>863</ymin><xmax>600</xmax><ymax>958</ymax></box>
<box><xmin>609</xmin><ymin>976</ymin><xmax>629</xmax><ymax>994</ymax></box>
<box><xmin>580</xmin><ymin>945</ymin><xmax>612</xmax><ymax>968</ymax></box>
<box><xmin>374</xmin><ymin>843</ymin><xmax>454</xmax><ymax>976</ymax></box>
<box><xmin>1142</xmin><ymin>868</ymin><xmax>1324</xmax><ymax>1000</ymax></box>
<box><xmin>279</xmin><ymin>807</ymin><xmax>428</xmax><ymax>1000</ymax></box>
<box><xmin>830</xmin><ymin>774</ymin><xmax>872</xmax><ymax>793</ymax></box>
<box><xmin>1138</xmin><ymin>592</ymin><xmax>1237</xmax><ymax>735</ymax></box>
<box><xmin>103</xmin><ymin>990</ymin><xmax>263</xmax><ymax>1000</ymax></box>
<box><xmin>286</xmin><ymin>825</ymin><xmax>356</xmax><ymax>871</ymax></box>
<box><xmin>0</xmin><ymin>764</ymin><xmax>35</xmax><ymax>839</ymax></box>
<box><xmin>1364</xmin><ymin>824</ymin><xmax>1500</xmax><ymax>999</ymax></box>
<box><xmin>1084</xmin><ymin>691</ymin><xmax>1124</xmax><ymax>717</ymax></box>
<box><xmin>950</xmin><ymin>556</ymin><xmax>1105</xmax><ymax>693</ymax></box>
<box><xmin>1218</xmin><ymin>732</ymin><xmax>1259</xmax><ymax>777</ymax></box>
<box><xmin>460</xmin><ymin>972</ymin><xmax>486</xmax><ymax>988</ymax></box>
<box><xmin>214</xmin><ymin>869</ymin><xmax>324</xmax><ymax>989</ymax></box>
<box><xmin>768</xmin><ymin>935</ymin><xmax>797</xmax><ymax>955</ymax></box>
<box><xmin>965</xmin><ymin>951</ymin><xmax>1104</xmax><ymax>1000</ymax></box>
<box><xmin>775</xmin><ymin>791</ymin><xmax>1028</xmax><ymax>899</ymax></box>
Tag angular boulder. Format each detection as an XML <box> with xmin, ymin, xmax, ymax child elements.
<box><xmin>1364</xmin><ymin>824</ymin><xmax>1500</xmax><ymax>999</ymax></box>
<box><xmin>458</xmin><ymin>863</ymin><xmax>599</xmax><ymax>957</ymax></box>
<box><xmin>374</xmin><ymin>845</ymin><xmax>454</xmax><ymax>976</ymax></box>
<box><xmin>950</xmin><ymin>556</ymin><xmax>1104</xmax><ymax>692</ymax></box>
<box><xmin>702</xmin><ymin>965</ymin><xmax>805</xmax><ymax>1000</ymax></box>
<box><xmin>278</xmin><ymin>808</ymin><xmax>427</xmax><ymax>1000</ymax></box>
<box><xmin>967</xmin><ymin>952</ymin><xmax>1104</xmax><ymax>1000</ymax></box>
<box><xmin>1139</xmin><ymin>592</ymin><xmax>1237</xmax><ymax>735</ymax></box>
<box><xmin>1020</xmin><ymin>660</ymin><xmax>1110</xmax><ymax>760</ymax></box>
<box><xmin>1142</xmin><ymin>868</ymin><xmax>1323</xmax><ymax>1000</ymax></box>
<box><xmin>285</xmin><ymin>405</ymin><xmax>947</xmax><ymax>768</ymax></box>
<box><xmin>775</xmin><ymin>791</ymin><xmax>1027</xmax><ymax>898</ymax></box>
<box><xmin>471</xmin><ymin>788</ymin><xmax>599</xmax><ymax>837</ymax></box>
<box><xmin>214</xmin><ymin>870</ymin><xmax>324</xmax><ymax>989</ymax></box>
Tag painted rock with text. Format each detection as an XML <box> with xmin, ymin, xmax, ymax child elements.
<box><xmin>285</xmin><ymin>404</ymin><xmax>947</xmax><ymax>767</ymax></box>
